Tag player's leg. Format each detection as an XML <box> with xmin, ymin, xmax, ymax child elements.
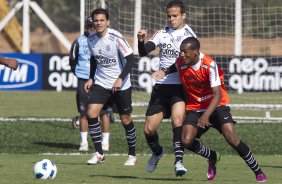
<box><xmin>144</xmin><ymin>113</ymin><xmax>164</xmax><ymax>172</ymax></box>
<box><xmin>218</xmin><ymin>106</ymin><xmax>267</xmax><ymax>182</ymax></box>
<box><xmin>116</xmin><ymin>87</ymin><xmax>137</xmax><ymax>166</ymax></box>
<box><xmin>144</xmin><ymin>84</ymin><xmax>166</xmax><ymax>172</ymax></box>
<box><xmin>79</xmin><ymin>115</ymin><xmax>89</xmax><ymax>151</ymax></box>
<box><xmin>99</xmin><ymin>110</ymin><xmax>110</xmax><ymax>151</ymax></box>
<box><xmin>77</xmin><ymin>79</ymin><xmax>89</xmax><ymax>152</ymax></box>
<box><xmin>183</xmin><ymin>111</ymin><xmax>221</xmax><ymax>180</ymax></box>
<box><xmin>170</xmin><ymin>100</ymin><xmax>187</xmax><ymax>176</ymax></box>
<box><xmin>86</xmin><ymin>85</ymin><xmax>110</xmax><ymax>165</ymax></box>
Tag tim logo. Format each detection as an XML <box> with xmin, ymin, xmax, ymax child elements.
<box><xmin>0</xmin><ymin>59</ymin><xmax>38</xmax><ymax>89</ymax></box>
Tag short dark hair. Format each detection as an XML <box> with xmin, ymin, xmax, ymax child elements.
<box><xmin>91</xmin><ymin>8</ymin><xmax>109</xmax><ymax>20</ymax></box>
<box><xmin>166</xmin><ymin>0</ymin><xmax>186</xmax><ymax>14</ymax></box>
<box><xmin>181</xmin><ymin>37</ymin><xmax>200</xmax><ymax>50</ymax></box>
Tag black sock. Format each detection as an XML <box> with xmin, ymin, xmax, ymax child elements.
<box><xmin>145</xmin><ymin>133</ymin><xmax>162</xmax><ymax>156</ymax></box>
<box><xmin>88</xmin><ymin>117</ymin><xmax>103</xmax><ymax>155</ymax></box>
<box><xmin>187</xmin><ymin>139</ymin><xmax>216</xmax><ymax>160</ymax></box>
<box><xmin>123</xmin><ymin>121</ymin><xmax>136</xmax><ymax>156</ymax></box>
<box><xmin>173</xmin><ymin>126</ymin><xmax>184</xmax><ymax>164</ymax></box>
<box><xmin>235</xmin><ymin>141</ymin><xmax>262</xmax><ymax>175</ymax></box>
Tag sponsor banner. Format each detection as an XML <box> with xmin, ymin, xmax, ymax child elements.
<box><xmin>1</xmin><ymin>54</ymin><xmax>281</xmax><ymax>93</ymax></box>
<box><xmin>134</xmin><ymin>56</ymin><xmax>282</xmax><ymax>93</ymax></box>
<box><xmin>42</xmin><ymin>54</ymin><xmax>77</xmax><ymax>91</ymax></box>
<box><xmin>0</xmin><ymin>53</ymin><xmax>42</xmax><ymax>90</ymax></box>
<box><xmin>220</xmin><ymin>57</ymin><xmax>282</xmax><ymax>93</ymax></box>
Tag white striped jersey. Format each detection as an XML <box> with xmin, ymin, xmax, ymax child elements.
<box><xmin>149</xmin><ymin>24</ymin><xmax>196</xmax><ymax>84</ymax></box>
<box><xmin>88</xmin><ymin>28</ymin><xmax>133</xmax><ymax>90</ymax></box>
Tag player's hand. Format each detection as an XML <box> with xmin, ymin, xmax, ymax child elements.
<box><xmin>112</xmin><ymin>78</ymin><xmax>122</xmax><ymax>93</ymax></box>
<box><xmin>152</xmin><ymin>70</ymin><xmax>165</xmax><ymax>80</ymax></box>
<box><xmin>137</xmin><ymin>29</ymin><xmax>148</xmax><ymax>42</ymax></box>
<box><xmin>84</xmin><ymin>79</ymin><xmax>93</xmax><ymax>93</ymax></box>
<box><xmin>6</xmin><ymin>58</ymin><xmax>18</xmax><ymax>70</ymax></box>
<box><xmin>197</xmin><ymin>114</ymin><xmax>212</xmax><ymax>129</ymax></box>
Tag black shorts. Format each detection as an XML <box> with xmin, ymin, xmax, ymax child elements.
<box><xmin>146</xmin><ymin>84</ymin><xmax>185</xmax><ymax>118</ymax></box>
<box><xmin>184</xmin><ymin>106</ymin><xmax>235</xmax><ymax>138</ymax></box>
<box><xmin>89</xmin><ymin>84</ymin><xmax>132</xmax><ymax>115</ymax></box>
<box><xmin>76</xmin><ymin>78</ymin><xmax>89</xmax><ymax>116</ymax></box>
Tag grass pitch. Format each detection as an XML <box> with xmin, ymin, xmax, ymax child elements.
<box><xmin>0</xmin><ymin>91</ymin><xmax>282</xmax><ymax>183</ymax></box>
<box><xmin>0</xmin><ymin>154</ymin><xmax>281</xmax><ymax>184</ymax></box>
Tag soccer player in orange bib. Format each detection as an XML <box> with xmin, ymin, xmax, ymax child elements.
<box><xmin>153</xmin><ymin>37</ymin><xmax>267</xmax><ymax>182</ymax></box>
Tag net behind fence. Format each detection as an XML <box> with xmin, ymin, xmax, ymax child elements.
<box><xmin>85</xmin><ymin>0</ymin><xmax>282</xmax><ymax>122</ymax></box>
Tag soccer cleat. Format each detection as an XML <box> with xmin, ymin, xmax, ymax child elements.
<box><xmin>207</xmin><ymin>152</ymin><xmax>222</xmax><ymax>180</ymax></box>
<box><xmin>102</xmin><ymin>142</ymin><xmax>109</xmax><ymax>151</ymax></box>
<box><xmin>175</xmin><ymin>161</ymin><xmax>187</xmax><ymax>177</ymax></box>
<box><xmin>79</xmin><ymin>142</ymin><xmax>89</xmax><ymax>152</ymax></box>
<box><xmin>256</xmin><ymin>173</ymin><xmax>267</xmax><ymax>183</ymax></box>
<box><xmin>124</xmin><ymin>155</ymin><xmax>137</xmax><ymax>166</ymax></box>
<box><xmin>87</xmin><ymin>152</ymin><xmax>105</xmax><ymax>165</ymax></box>
<box><xmin>147</xmin><ymin>148</ymin><xmax>164</xmax><ymax>173</ymax></box>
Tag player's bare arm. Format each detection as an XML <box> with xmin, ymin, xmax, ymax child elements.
<box><xmin>84</xmin><ymin>79</ymin><xmax>93</xmax><ymax>93</ymax></box>
<box><xmin>197</xmin><ymin>86</ymin><xmax>222</xmax><ymax>129</ymax></box>
<box><xmin>112</xmin><ymin>78</ymin><xmax>122</xmax><ymax>93</ymax></box>
<box><xmin>152</xmin><ymin>63</ymin><xmax>178</xmax><ymax>80</ymax></box>
<box><xmin>0</xmin><ymin>57</ymin><xmax>18</xmax><ymax>70</ymax></box>
<box><xmin>137</xmin><ymin>29</ymin><xmax>148</xmax><ymax>42</ymax></box>
<box><xmin>152</xmin><ymin>70</ymin><xmax>166</xmax><ymax>80</ymax></box>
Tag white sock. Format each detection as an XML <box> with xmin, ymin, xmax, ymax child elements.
<box><xmin>102</xmin><ymin>132</ymin><xmax>110</xmax><ymax>144</ymax></box>
<box><xmin>80</xmin><ymin>132</ymin><xmax>88</xmax><ymax>144</ymax></box>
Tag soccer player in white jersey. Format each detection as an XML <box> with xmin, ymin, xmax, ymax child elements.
<box><xmin>69</xmin><ymin>16</ymin><xmax>113</xmax><ymax>152</ymax></box>
<box><xmin>137</xmin><ymin>0</ymin><xmax>196</xmax><ymax>176</ymax></box>
<box><xmin>84</xmin><ymin>8</ymin><xmax>137</xmax><ymax>166</ymax></box>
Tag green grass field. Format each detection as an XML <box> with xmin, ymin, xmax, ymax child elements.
<box><xmin>0</xmin><ymin>91</ymin><xmax>282</xmax><ymax>183</ymax></box>
<box><xmin>1</xmin><ymin>154</ymin><xmax>281</xmax><ymax>184</ymax></box>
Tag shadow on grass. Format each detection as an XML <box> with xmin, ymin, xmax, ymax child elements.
<box><xmin>33</xmin><ymin>142</ymin><xmax>77</xmax><ymax>149</ymax></box>
<box><xmin>261</xmin><ymin>165</ymin><xmax>282</xmax><ymax>169</ymax></box>
<box><xmin>90</xmin><ymin>174</ymin><xmax>192</xmax><ymax>181</ymax></box>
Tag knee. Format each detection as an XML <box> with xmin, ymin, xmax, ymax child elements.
<box><xmin>144</xmin><ymin>125</ymin><xmax>156</xmax><ymax>136</ymax></box>
<box><xmin>120</xmin><ymin>115</ymin><xmax>132</xmax><ymax>125</ymax></box>
<box><xmin>181</xmin><ymin>135</ymin><xmax>194</xmax><ymax>148</ymax></box>
<box><xmin>171</xmin><ymin>115</ymin><xmax>184</xmax><ymax>127</ymax></box>
<box><xmin>223</xmin><ymin>130</ymin><xmax>240</xmax><ymax>147</ymax></box>
<box><xmin>87</xmin><ymin>107</ymin><xmax>97</xmax><ymax>118</ymax></box>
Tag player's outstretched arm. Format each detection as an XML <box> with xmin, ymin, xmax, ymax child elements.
<box><xmin>0</xmin><ymin>56</ymin><xmax>18</xmax><ymax>70</ymax></box>
<box><xmin>152</xmin><ymin>63</ymin><xmax>177</xmax><ymax>80</ymax></box>
<box><xmin>137</xmin><ymin>29</ymin><xmax>156</xmax><ymax>56</ymax></box>
<box><xmin>152</xmin><ymin>70</ymin><xmax>166</xmax><ymax>80</ymax></box>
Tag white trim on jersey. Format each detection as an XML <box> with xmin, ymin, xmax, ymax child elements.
<box><xmin>194</xmin><ymin>53</ymin><xmax>221</xmax><ymax>88</ymax></box>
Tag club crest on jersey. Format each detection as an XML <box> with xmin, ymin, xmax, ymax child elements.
<box><xmin>176</xmin><ymin>36</ymin><xmax>182</xmax><ymax>42</ymax></box>
<box><xmin>180</xmin><ymin>65</ymin><xmax>188</xmax><ymax>70</ymax></box>
<box><xmin>202</xmin><ymin>64</ymin><xmax>208</xmax><ymax>69</ymax></box>
<box><xmin>106</xmin><ymin>45</ymin><xmax>111</xmax><ymax>51</ymax></box>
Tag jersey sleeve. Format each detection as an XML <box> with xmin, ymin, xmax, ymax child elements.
<box><xmin>148</xmin><ymin>30</ymin><xmax>162</xmax><ymax>48</ymax></box>
<box><xmin>209</xmin><ymin>61</ymin><xmax>221</xmax><ymax>87</ymax></box>
<box><xmin>69</xmin><ymin>38</ymin><xmax>79</xmax><ymax>74</ymax></box>
<box><xmin>116</xmin><ymin>36</ymin><xmax>133</xmax><ymax>57</ymax></box>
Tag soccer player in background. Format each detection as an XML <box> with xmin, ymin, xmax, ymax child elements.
<box><xmin>153</xmin><ymin>37</ymin><xmax>267</xmax><ymax>182</ymax></box>
<box><xmin>84</xmin><ymin>8</ymin><xmax>137</xmax><ymax>166</ymax></box>
<box><xmin>0</xmin><ymin>56</ymin><xmax>18</xmax><ymax>70</ymax></box>
<box><xmin>69</xmin><ymin>16</ymin><xmax>113</xmax><ymax>152</ymax></box>
<box><xmin>137</xmin><ymin>0</ymin><xmax>196</xmax><ymax>176</ymax></box>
